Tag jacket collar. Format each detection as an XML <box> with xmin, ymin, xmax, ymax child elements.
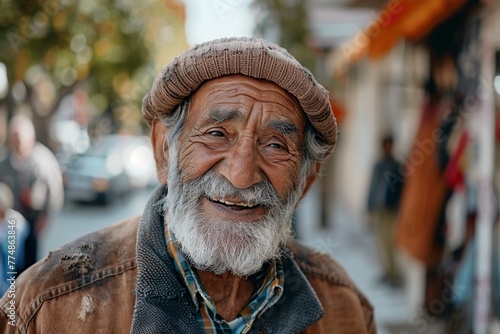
<box><xmin>130</xmin><ymin>185</ymin><xmax>323</xmax><ymax>334</ymax></box>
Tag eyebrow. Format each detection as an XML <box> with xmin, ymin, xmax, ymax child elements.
<box><xmin>211</xmin><ymin>109</ymin><xmax>244</xmax><ymax>123</ymax></box>
<box><xmin>200</xmin><ymin>109</ymin><xmax>244</xmax><ymax>127</ymax></box>
<box><xmin>268</xmin><ymin>119</ymin><xmax>298</xmax><ymax>138</ymax></box>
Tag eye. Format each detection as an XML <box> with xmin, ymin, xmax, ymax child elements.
<box><xmin>209</xmin><ymin>130</ymin><xmax>224</xmax><ymax>137</ymax></box>
<box><xmin>260</xmin><ymin>136</ymin><xmax>288</xmax><ymax>152</ymax></box>
<box><xmin>269</xmin><ymin>143</ymin><xmax>284</xmax><ymax>150</ymax></box>
<box><xmin>260</xmin><ymin>138</ymin><xmax>291</xmax><ymax>161</ymax></box>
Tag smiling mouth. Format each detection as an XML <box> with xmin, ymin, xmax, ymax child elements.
<box><xmin>207</xmin><ymin>197</ymin><xmax>260</xmax><ymax>210</ymax></box>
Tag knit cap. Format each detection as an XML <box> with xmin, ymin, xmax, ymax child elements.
<box><xmin>142</xmin><ymin>36</ymin><xmax>337</xmax><ymax>158</ymax></box>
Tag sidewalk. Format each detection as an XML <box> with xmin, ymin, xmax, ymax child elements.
<box><xmin>296</xmin><ymin>185</ymin><xmax>446</xmax><ymax>334</ymax></box>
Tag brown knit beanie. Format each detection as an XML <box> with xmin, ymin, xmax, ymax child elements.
<box><xmin>142</xmin><ymin>36</ymin><xmax>337</xmax><ymax>158</ymax></box>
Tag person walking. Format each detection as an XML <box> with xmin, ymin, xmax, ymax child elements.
<box><xmin>367</xmin><ymin>135</ymin><xmax>404</xmax><ymax>287</ymax></box>
<box><xmin>0</xmin><ymin>115</ymin><xmax>64</xmax><ymax>272</ymax></box>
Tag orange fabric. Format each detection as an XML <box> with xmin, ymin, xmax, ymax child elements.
<box><xmin>401</xmin><ymin>0</ymin><xmax>467</xmax><ymax>39</ymax></box>
<box><xmin>369</xmin><ymin>0</ymin><xmax>468</xmax><ymax>59</ymax></box>
<box><xmin>342</xmin><ymin>0</ymin><xmax>468</xmax><ymax>62</ymax></box>
<box><xmin>394</xmin><ymin>100</ymin><xmax>450</xmax><ymax>267</ymax></box>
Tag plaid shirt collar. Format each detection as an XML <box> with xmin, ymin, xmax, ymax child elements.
<box><xmin>165</xmin><ymin>225</ymin><xmax>284</xmax><ymax>334</ymax></box>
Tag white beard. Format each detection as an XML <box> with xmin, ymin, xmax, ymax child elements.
<box><xmin>163</xmin><ymin>146</ymin><xmax>303</xmax><ymax>277</ymax></box>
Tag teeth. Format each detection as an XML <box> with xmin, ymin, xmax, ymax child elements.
<box><xmin>212</xmin><ymin>198</ymin><xmax>257</xmax><ymax>208</ymax></box>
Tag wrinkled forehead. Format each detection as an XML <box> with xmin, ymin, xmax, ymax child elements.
<box><xmin>189</xmin><ymin>75</ymin><xmax>305</xmax><ymax>121</ymax></box>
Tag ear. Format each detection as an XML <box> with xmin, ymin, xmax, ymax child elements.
<box><xmin>296</xmin><ymin>161</ymin><xmax>321</xmax><ymax>206</ymax></box>
<box><xmin>150</xmin><ymin>120</ymin><xmax>169</xmax><ymax>184</ymax></box>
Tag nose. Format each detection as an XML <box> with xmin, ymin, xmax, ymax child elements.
<box><xmin>217</xmin><ymin>137</ymin><xmax>263</xmax><ymax>189</ymax></box>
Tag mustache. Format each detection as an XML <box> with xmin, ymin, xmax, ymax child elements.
<box><xmin>182</xmin><ymin>169</ymin><xmax>283</xmax><ymax>209</ymax></box>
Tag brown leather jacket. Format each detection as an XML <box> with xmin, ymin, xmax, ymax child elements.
<box><xmin>1</xmin><ymin>215</ymin><xmax>375</xmax><ymax>334</ymax></box>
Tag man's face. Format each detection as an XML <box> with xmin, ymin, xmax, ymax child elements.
<box><xmin>165</xmin><ymin>75</ymin><xmax>308</xmax><ymax>276</ymax></box>
<box><xmin>179</xmin><ymin>74</ymin><xmax>306</xmax><ymax>218</ymax></box>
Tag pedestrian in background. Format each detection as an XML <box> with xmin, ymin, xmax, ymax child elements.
<box><xmin>367</xmin><ymin>135</ymin><xmax>404</xmax><ymax>287</ymax></box>
<box><xmin>0</xmin><ymin>115</ymin><xmax>64</xmax><ymax>272</ymax></box>
<box><xmin>0</xmin><ymin>183</ymin><xmax>28</xmax><ymax>295</ymax></box>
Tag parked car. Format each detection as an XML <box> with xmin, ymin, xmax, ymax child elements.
<box><xmin>63</xmin><ymin>135</ymin><xmax>156</xmax><ymax>203</ymax></box>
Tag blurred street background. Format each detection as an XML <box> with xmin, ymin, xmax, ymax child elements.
<box><xmin>2</xmin><ymin>0</ymin><xmax>500</xmax><ymax>333</ymax></box>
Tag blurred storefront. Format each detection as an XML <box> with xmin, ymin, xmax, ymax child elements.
<box><xmin>328</xmin><ymin>0</ymin><xmax>500</xmax><ymax>332</ymax></box>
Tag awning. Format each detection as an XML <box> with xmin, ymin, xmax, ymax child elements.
<box><xmin>338</xmin><ymin>0</ymin><xmax>468</xmax><ymax>63</ymax></box>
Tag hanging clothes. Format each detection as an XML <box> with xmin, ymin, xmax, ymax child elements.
<box><xmin>394</xmin><ymin>97</ymin><xmax>457</xmax><ymax>267</ymax></box>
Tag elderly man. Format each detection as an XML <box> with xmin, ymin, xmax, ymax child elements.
<box><xmin>0</xmin><ymin>37</ymin><xmax>375</xmax><ymax>333</ymax></box>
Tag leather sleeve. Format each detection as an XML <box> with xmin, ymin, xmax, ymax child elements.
<box><xmin>302</xmin><ymin>277</ymin><xmax>376</xmax><ymax>334</ymax></box>
<box><xmin>0</xmin><ymin>216</ymin><xmax>140</xmax><ymax>334</ymax></box>
<box><xmin>287</xmin><ymin>239</ymin><xmax>377</xmax><ymax>334</ymax></box>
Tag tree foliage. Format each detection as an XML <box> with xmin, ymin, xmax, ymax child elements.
<box><xmin>0</xmin><ymin>0</ymin><xmax>187</xmax><ymax>143</ymax></box>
